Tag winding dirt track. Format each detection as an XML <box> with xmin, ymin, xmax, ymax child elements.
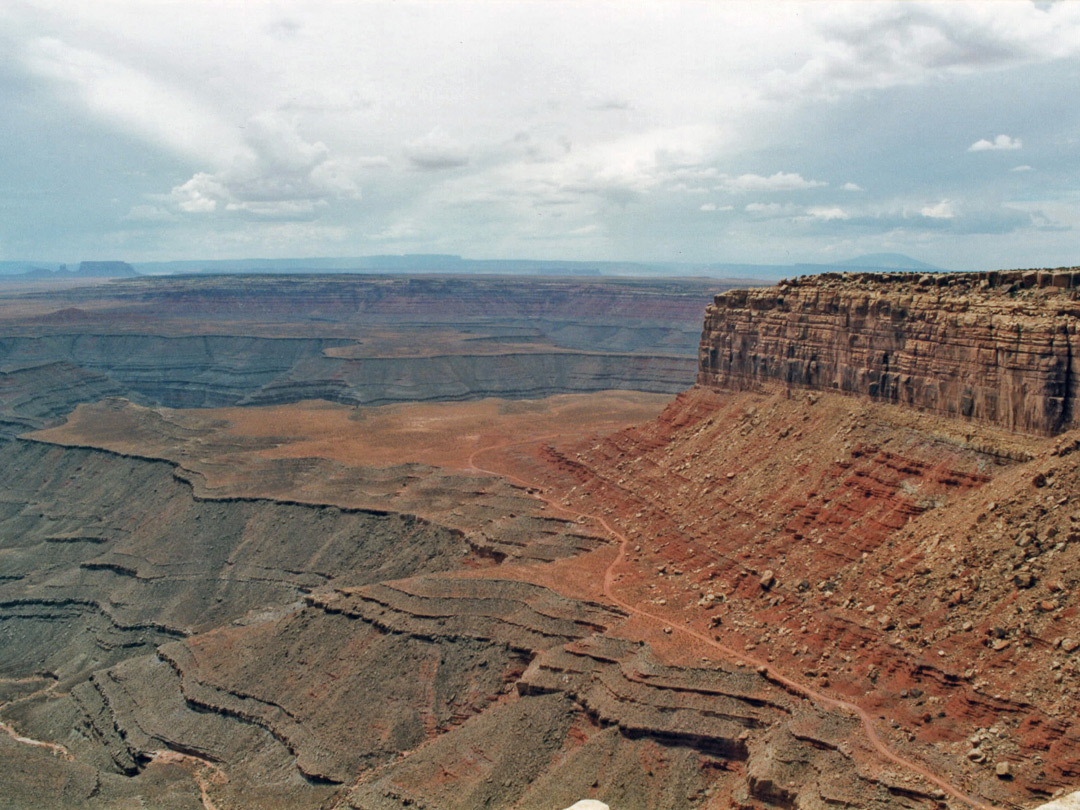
<box><xmin>0</xmin><ymin>718</ymin><xmax>73</xmax><ymax>760</ymax></box>
<box><xmin>0</xmin><ymin>678</ymin><xmax>73</xmax><ymax>761</ymax></box>
<box><xmin>467</xmin><ymin>439</ymin><xmax>996</xmax><ymax>810</ymax></box>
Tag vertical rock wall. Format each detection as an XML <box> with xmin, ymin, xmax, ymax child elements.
<box><xmin>698</xmin><ymin>269</ymin><xmax>1080</xmax><ymax>435</ymax></box>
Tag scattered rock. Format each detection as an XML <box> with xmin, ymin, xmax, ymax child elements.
<box><xmin>1013</xmin><ymin>572</ymin><xmax>1036</xmax><ymax>589</ymax></box>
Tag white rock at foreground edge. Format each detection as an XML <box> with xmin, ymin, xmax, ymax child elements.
<box><xmin>561</xmin><ymin>802</ymin><xmax>610</xmax><ymax>810</ymax></box>
<box><xmin>1035</xmin><ymin>792</ymin><xmax>1080</xmax><ymax>810</ymax></box>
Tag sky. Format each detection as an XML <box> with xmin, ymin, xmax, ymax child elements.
<box><xmin>2</xmin><ymin>0</ymin><xmax>1079</xmax><ymax>271</ymax></box>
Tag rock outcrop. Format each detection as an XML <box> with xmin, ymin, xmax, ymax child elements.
<box><xmin>699</xmin><ymin>268</ymin><xmax>1080</xmax><ymax>435</ymax></box>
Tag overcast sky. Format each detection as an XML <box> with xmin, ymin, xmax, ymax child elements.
<box><xmin>2</xmin><ymin>1</ymin><xmax>1079</xmax><ymax>270</ymax></box>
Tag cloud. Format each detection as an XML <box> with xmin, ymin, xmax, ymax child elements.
<box><xmin>852</xmin><ymin>199</ymin><xmax>1035</xmax><ymax>234</ymax></box>
<box><xmin>1030</xmin><ymin>211</ymin><xmax>1071</xmax><ymax>233</ymax></box>
<box><xmin>968</xmin><ymin>134</ymin><xmax>1022</xmax><ymax>152</ymax></box>
<box><xmin>371</xmin><ymin>220</ymin><xmax>420</xmax><ymax>241</ymax></box>
<box><xmin>5</xmin><ymin>1</ymin><xmax>1080</xmax><ymax>268</ymax></box>
<box><xmin>450</xmin><ymin>125</ymin><xmax>718</xmax><ymax>211</ymax></box>
<box><xmin>720</xmin><ymin>172</ymin><xmax>827</xmax><ymax>193</ymax></box>
<box><xmin>265</xmin><ymin>18</ymin><xmax>303</xmax><ymax>40</ymax></box>
<box><xmin>805</xmin><ymin>206</ymin><xmax>850</xmax><ymax>221</ymax></box>
<box><xmin>766</xmin><ymin>3</ymin><xmax>1080</xmax><ymax>102</ymax></box>
<box><xmin>920</xmin><ymin>200</ymin><xmax>956</xmax><ymax>219</ymax></box>
<box><xmin>168</xmin><ymin>114</ymin><xmax>363</xmax><ymax>218</ymax></box>
<box><xmin>744</xmin><ymin>202</ymin><xmax>804</xmax><ymax>219</ymax></box>
<box><xmin>224</xmin><ymin>200</ymin><xmax>327</xmax><ymax>219</ymax></box>
<box><xmin>404</xmin><ymin>128</ymin><xmax>470</xmax><ymax>171</ymax></box>
<box><xmin>1011</xmin><ymin>165</ymin><xmax>1033</xmax><ymax>172</ymax></box>
<box><xmin>21</xmin><ymin>36</ymin><xmax>244</xmax><ymax>165</ymax></box>
<box><xmin>279</xmin><ymin>87</ymin><xmax>374</xmax><ymax>115</ymax></box>
<box><xmin>172</xmin><ymin>174</ymin><xmax>226</xmax><ymax>213</ymax></box>
<box><xmin>588</xmin><ymin>96</ymin><xmax>632</xmax><ymax>112</ymax></box>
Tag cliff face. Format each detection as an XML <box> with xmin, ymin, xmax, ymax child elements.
<box><xmin>698</xmin><ymin>268</ymin><xmax>1080</xmax><ymax>435</ymax></box>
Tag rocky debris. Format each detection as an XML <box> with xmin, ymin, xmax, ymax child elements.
<box><xmin>699</xmin><ymin>269</ymin><xmax>1080</xmax><ymax>435</ymax></box>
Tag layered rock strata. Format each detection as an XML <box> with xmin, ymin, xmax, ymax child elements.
<box><xmin>0</xmin><ymin>335</ymin><xmax>694</xmax><ymax>412</ymax></box>
<box><xmin>698</xmin><ymin>268</ymin><xmax>1080</xmax><ymax>435</ymax></box>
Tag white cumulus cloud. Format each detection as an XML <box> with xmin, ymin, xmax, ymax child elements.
<box><xmin>720</xmin><ymin>172</ymin><xmax>827</xmax><ymax>193</ymax></box>
<box><xmin>168</xmin><ymin>114</ymin><xmax>364</xmax><ymax>219</ymax></box>
<box><xmin>920</xmin><ymin>200</ymin><xmax>956</xmax><ymax>219</ymax></box>
<box><xmin>767</xmin><ymin>3</ymin><xmax>1080</xmax><ymax>102</ymax></box>
<box><xmin>806</xmin><ymin>206</ymin><xmax>850</xmax><ymax>220</ymax></box>
<box><xmin>968</xmin><ymin>134</ymin><xmax>1022</xmax><ymax>152</ymax></box>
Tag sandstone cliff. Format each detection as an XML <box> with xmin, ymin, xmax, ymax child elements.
<box><xmin>698</xmin><ymin>268</ymin><xmax>1080</xmax><ymax>435</ymax></box>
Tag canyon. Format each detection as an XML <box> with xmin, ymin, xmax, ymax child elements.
<box><xmin>2</xmin><ymin>270</ymin><xmax>1080</xmax><ymax>810</ymax></box>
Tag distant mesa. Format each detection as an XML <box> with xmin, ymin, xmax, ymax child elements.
<box><xmin>0</xmin><ymin>260</ymin><xmax>137</xmax><ymax>281</ymax></box>
<box><xmin>837</xmin><ymin>252</ymin><xmax>944</xmax><ymax>271</ymax></box>
<box><xmin>76</xmin><ymin>260</ymin><xmax>138</xmax><ymax>277</ymax></box>
<box><xmin>0</xmin><ymin>252</ymin><xmax>946</xmax><ymax>282</ymax></box>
